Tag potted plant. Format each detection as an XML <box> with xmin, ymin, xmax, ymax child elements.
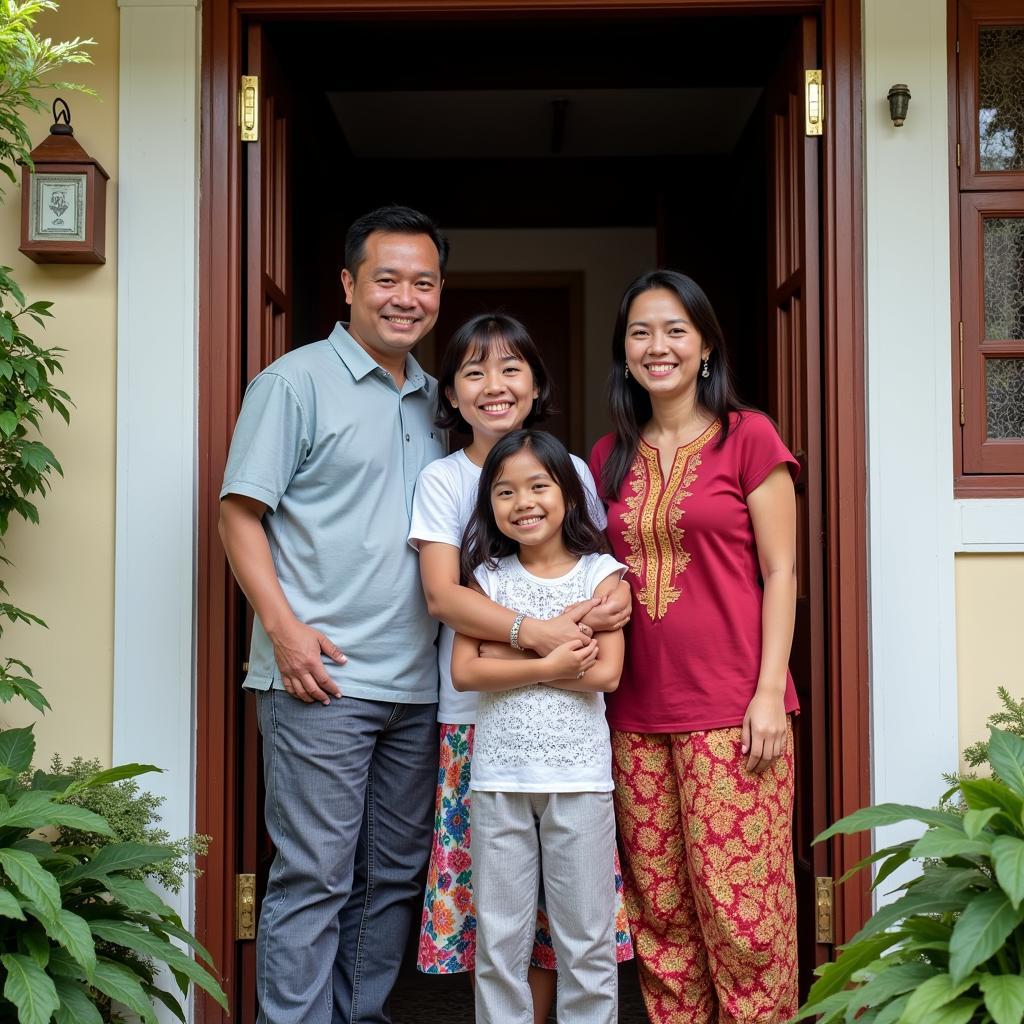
<box><xmin>792</xmin><ymin>724</ymin><xmax>1024</xmax><ymax>1024</ymax></box>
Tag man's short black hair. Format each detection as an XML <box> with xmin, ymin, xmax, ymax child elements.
<box><xmin>344</xmin><ymin>205</ymin><xmax>449</xmax><ymax>278</ymax></box>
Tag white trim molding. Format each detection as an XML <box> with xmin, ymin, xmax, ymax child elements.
<box><xmin>113</xmin><ymin>0</ymin><xmax>200</xmax><ymax>963</ymax></box>
<box><xmin>955</xmin><ymin>499</ymin><xmax>1024</xmax><ymax>551</ymax></box>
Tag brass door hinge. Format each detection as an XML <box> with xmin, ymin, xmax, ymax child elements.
<box><xmin>815</xmin><ymin>876</ymin><xmax>834</xmax><ymax>943</ymax></box>
<box><xmin>959</xmin><ymin>321</ymin><xmax>965</xmax><ymax>426</ymax></box>
<box><xmin>805</xmin><ymin>69</ymin><xmax>824</xmax><ymax>136</ymax></box>
<box><xmin>236</xmin><ymin>873</ymin><xmax>257</xmax><ymax>940</ymax></box>
<box><xmin>239</xmin><ymin>75</ymin><xmax>259</xmax><ymax>143</ymax></box>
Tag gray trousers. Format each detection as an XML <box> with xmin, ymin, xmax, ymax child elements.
<box><xmin>471</xmin><ymin>790</ymin><xmax>619</xmax><ymax>1024</ymax></box>
<box><xmin>254</xmin><ymin>691</ymin><xmax>437</xmax><ymax>1024</ymax></box>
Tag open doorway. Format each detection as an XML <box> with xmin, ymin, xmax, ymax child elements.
<box><xmin>226</xmin><ymin>9</ymin><xmax>830</xmax><ymax>1021</ymax></box>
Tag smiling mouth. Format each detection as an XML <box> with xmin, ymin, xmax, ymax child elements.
<box><xmin>480</xmin><ymin>401</ymin><xmax>514</xmax><ymax>414</ymax></box>
<box><xmin>512</xmin><ymin>515</ymin><xmax>544</xmax><ymax>527</ymax></box>
<box><xmin>644</xmin><ymin>362</ymin><xmax>678</xmax><ymax>375</ymax></box>
<box><xmin>383</xmin><ymin>315</ymin><xmax>417</xmax><ymax>326</ymax></box>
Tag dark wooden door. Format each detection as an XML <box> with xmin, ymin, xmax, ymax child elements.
<box><xmin>765</xmin><ymin>13</ymin><xmax>831</xmax><ymax>989</ymax></box>
<box><xmin>236</xmin><ymin>20</ymin><xmax>296</xmax><ymax>1022</ymax></box>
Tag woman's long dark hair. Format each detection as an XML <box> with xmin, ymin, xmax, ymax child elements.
<box><xmin>601</xmin><ymin>270</ymin><xmax>749</xmax><ymax>502</ymax></box>
<box><xmin>434</xmin><ymin>313</ymin><xmax>555</xmax><ymax>431</ymax></box>
<box><xmin>461</xmin><ymin>430</ymin><xmax>606</xmax><ymax>581</ymax></box>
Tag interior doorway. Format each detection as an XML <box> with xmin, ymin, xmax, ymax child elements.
<box><xmin>197</xmin><ymin>3</ymin><xmax>871</xmax><ymax>1021</ymax></box>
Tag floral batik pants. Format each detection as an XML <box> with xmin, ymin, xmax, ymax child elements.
<box><xmin>611</xmin><ymin>725</ymin><xmax>798</xmax><ymax>1024</ymax></box>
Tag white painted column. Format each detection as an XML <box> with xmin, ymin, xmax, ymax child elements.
<box><xmin>113</xmin><ymin>0</ymin><xmax>199</xmax><ymax>964</ymax></box>
<box><xmin>863</xmin><ymin>0</ymin><xmax>959</xmax><ymax>867</ymax></box>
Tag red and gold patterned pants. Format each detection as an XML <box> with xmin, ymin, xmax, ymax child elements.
<box><xmin>612</xmin><ymin>726</ymin><xmax>798</xmax><ymax>1024</ymax></box>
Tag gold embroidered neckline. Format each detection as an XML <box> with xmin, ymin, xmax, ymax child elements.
<box><xmin>638</xmin><ymin>419</ymin><xmax>721</xmax><ymax>464</ymax></box>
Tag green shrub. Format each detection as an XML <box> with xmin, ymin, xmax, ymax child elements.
<box><xmin>791</xmin><ymin>725</ymin><xmax>1024</xmax><ymax>1024</ymax></box>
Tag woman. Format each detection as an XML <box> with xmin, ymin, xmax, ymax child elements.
<box><xmin>589</xmin><ymin>270</ymin><xmax>800</xmax><ymax>1023</ymax></box>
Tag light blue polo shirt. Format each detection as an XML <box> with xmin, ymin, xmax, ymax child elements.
<box><xmin>220</xmin><ymin>323</ymin><xmax>446</xmax><ymax>703</ymax></box>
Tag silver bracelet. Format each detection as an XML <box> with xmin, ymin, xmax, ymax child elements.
<box><xmin>509</xmin><ymin>613</ymin><xmax>526</xmax><ymax>652</ymax></box>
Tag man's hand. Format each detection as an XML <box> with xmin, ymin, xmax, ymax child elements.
<box><xmin>517</xmin><ymin>599</ymin><xmax>600</xmax><ymax>656</ymax></box>
<box><xmin>570</xmin><ymin>580</ymin><xmax>632</xmax><ymax>634</ymax></box>
<box><xmin>269</xmin><ymin>617</ymin><xmax>347</xmax><ymax>705</ymax></box>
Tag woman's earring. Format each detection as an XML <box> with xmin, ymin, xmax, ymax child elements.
<box><xmin>702</xmin><ymin>358</ymin><xmax>710</xmax><ymax>379</ymax></box>
<box><xmin>624</xmin><ymin>366</ymin><xmax>630</xmax><ymax>379</ymax></box>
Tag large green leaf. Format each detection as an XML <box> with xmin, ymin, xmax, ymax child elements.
<box><xmin>89</xmin><ymin>920</ymin><xmax>228</xmax><ymax>1010</ymax></box>
<box><xmin>807</xmin><ymin>934</ymin><xmax>903</xmax><ymax>1003</ymax></box>
<box><xmin>0</xmin><ymin>726</ymin><xmax>34</xmax><ymax>774</ymax></box>
<box><xmin>980</xmin><ymin>974</ymin><xmax>1024</xmax><ymax>1024</ymax></box>
<box><xmin>899</xmin><ymin>972</ymin><xmax>979</xmax><ymax>1022</ymax></box>
<box><xmin>0</xmin><ymin>791</ymin><xmax>113</xmax><ymax>836</ymax></box>
<box><xmin>901</xmin><ymin>866</ymin><xmax>990</xmax><ymax>900</ymax></box>
<box><xmin>964</xmin><ymin>807</ymin><xmax>1001</xmax><ymax>839</ymax></box>
<box><xmin>146</xmin><ymin>915</ymin><xmax>216</xmax><ymax>966</ymax></box>
<box><xmin>852</xmin><ymin>891</ymin><xmax>969</xmax><ymax>943</ymax></box>
<box><xmin>837</xmin><ymin>841</ymin><xmax>915</xmax><ymax>886</ymax></box>
<box><xmin>142</xmin><ymin>982</ymin><xmax>186</xmax><ymax>1023</ymax></box>
<box><xmin>0</xmin><ymin>848</ymin><xmax>60</xmax><ymax>920</ymax></box>
<box><xmin>911</xmin><ymin>827</ymin><xmax>992</xmax><ymax>860</ymax></box>
<box><xmin>873</xmin><ymin>993</ymin><xmax>911</xmax><ymax>1024</ymax></box>
<box><xmin>61</xmin><ymin>842</ymin><xmax>176</xmax><ymax>885</ymax></box>
<box><xmin>949</xmin><ymin>888</ymin><xmax>1024</xmax><ymax>982</ymax></box>
<box><xmin>44</xmin><ymin>803</ymin><xmax>114</xmax><ymax>836</ymax></box>
<box><xmin>844</xmin><ymin>961</ymin><xmax>937</xmax><ymax>1021</ymax></box>
<box><xmin>816</xmin><ymin>803</ymin><xmax>961</xmax><ymax>843</ymax></box>
<box><xmin>990</xmin><ymin>728</ymin><xmax>1024</xmax><ymax>798</ymax></box>
<box><xmin>873</xmin><ymin>846</ymin><xmax>915</xmax><ymax>892</ymax></box>
<box><xmin>60</xmin><ymin>764</ymin><xmax>161</xmax><ymax>798</ymax></box>
<box><xmin>960</xmin><ymin>778</ymin><xmax>1024</xmax><ymax>824</ymax></box>
<box><xmin>992</xmin><ymin>835</ymin><xmax>1024</xmax><ymax>909</ymax></box>
<box><xmin>90</xmin><ymin>959</ymin><xmax>157</xmax><ymax>1024</ymax></box>
<box><xmin>104</xmin><ymin>875</ymin><xmax>176</xmax><ymax>920</ymax></box>
<box><xmin>786</xmin><ymin>992</ymin><xmax>852</xmax><ymax>1022</ymax></box>
<box><xmin>0</xmin><ymin>886</ymin><xmax>25</xmax><ymax>920</ymax></box>
<box><xmin>923</xmin><ymin>998</ymin><xmax>984</xmax><ymax>1024</ymax></box>
<box><xmin>40</xmin><ymin>909</ymin><xmax>95</xmax><ymax>978</ymax></box>
<box><xmin>52</xmin><ymin>979</ymin><xmax>103</xmax><ymax>1024</ymax></box>
<box><xmin>0</xmin><ymin>952</ymin><xmax>59</xmax><ymax>1024</ymax></box>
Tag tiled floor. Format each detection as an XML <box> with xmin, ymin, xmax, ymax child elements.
<box><xmin>388</xmin><ymin>960</ymin><xmax>650</xmax><ymax>1023</ymax></box>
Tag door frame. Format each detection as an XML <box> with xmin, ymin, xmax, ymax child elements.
<box><xmin>196</xmin><ymin>1</ymin><xmax>869</xmax><ymax>1018</ymax></box>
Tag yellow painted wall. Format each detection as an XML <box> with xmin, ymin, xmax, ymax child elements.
<box><xmin>0</xmin><ymin>0</ymin><xmax>118</xmax><ymax>767</ymax></box>
<box><xmin>955</xmin><ymin>555</ymin><xmax>1024</xmax><ymax>770</ymax></box>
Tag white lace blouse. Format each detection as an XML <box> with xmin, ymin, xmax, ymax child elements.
<box><xmin>469</xmin><ymin>553</ymin><xmax>625</xmax><ymax>794</ymax></box>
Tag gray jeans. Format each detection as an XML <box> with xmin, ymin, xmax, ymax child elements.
<box><xmin>471</xmin><ymin>790</ymin><xmax>619</xmax><ymax>1024</ymax></box>
<box><xmin>254</xmin><ymin>691</ymin><xmax>437</xmax><ymax>1024</ymax></box>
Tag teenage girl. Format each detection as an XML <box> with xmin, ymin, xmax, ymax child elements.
<box><xmin>408</xmin><ymin>314</ymin><xmax>632</xmax><ymax>1020</ymax></box>
<box><xmin>451</xmin><ymin>429</ymin><xmax>626</xmax><ymax>1024</ymax></box>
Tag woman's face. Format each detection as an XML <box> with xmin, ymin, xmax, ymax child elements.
<box><xmin>623</xmin><ymin>288</ymin><xmax>710</xmax><ymax>401</ymax></box>
<box><xmin>447</xmin><ymin>342</ymin><xmax>539</xmax><ymax>442</ymax></box>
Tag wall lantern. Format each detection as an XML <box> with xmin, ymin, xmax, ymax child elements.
<box><xmin>19</xmin><ymin>98</ymin><xmax>108</xmax><ymax>265</ymax></box>
<box><xmin>886</xmin><ymin>84</ymin><xmax>911</xmax><ymax>127</ymax></box>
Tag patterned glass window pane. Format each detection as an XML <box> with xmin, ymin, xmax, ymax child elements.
<box><xmin>986</xmin><ymin>358</ymin><xmax>1024</xmax><ymax>438</ymax></box>
<box><xmin>979</xmin><ymin>25</ymin><xmax>1024</xmax><ymax>172</ymax></box>
<box><xmin>984</xmin><ymin>217</ymin><xmax>1024</xmax><ymax>340</ymax></box>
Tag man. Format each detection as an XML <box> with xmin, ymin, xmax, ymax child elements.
<box><xmin>219</xmin><ymin>205</ymin><xmax>448</xmax><ymax>1024</ymax></box>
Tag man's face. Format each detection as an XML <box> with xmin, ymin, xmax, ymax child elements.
<box><xmin>341</xmin><ymin>232</ymin><xmax>443</xmax><ymax>367</ymax></box>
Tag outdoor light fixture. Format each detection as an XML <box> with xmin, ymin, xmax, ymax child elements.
<box><xmin>20</xmin><ymin>98</ymin><xmax>108</xmax><ymax>264</ymax></box>
<box><xmin>887</xmin><ymin>84</ymin><xmax>911</xmax><ymax>127</ymax></box>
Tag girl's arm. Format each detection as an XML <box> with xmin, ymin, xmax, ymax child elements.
<box><xmin>418</xmin><ymin>541</ymin><xmax>598</xmax><ymax>655</ymax></box>
<box><xmin>451</xmin><ymin>630</ymin><xmax>598</xmax><ymax>692</ymax></box>
<box><xmin>744</xmin><ymin>464</ymin><xmax>798</xmax><ymax>774</ymax></box>
<box><xmin>544</xmin><ymin>572</ymin><xmax>625</xmax><ymax>694</ymax></box>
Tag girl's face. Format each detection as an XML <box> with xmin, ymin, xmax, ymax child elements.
<box><xmin>448</xmin><ymin>342</ymin><xmax>539</xmax><ymax>441</ymax></box>
<box><xmin>490</xmin><ymin>449</ymin><xmax>566</xmax><ymax>549</ymax></box>
<box><xmin>624</xmin><ymin>288</ymin><xmax>710</xmax><ymax>401</ymax></box>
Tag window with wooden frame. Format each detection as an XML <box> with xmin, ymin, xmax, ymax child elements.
<box><xmin>953</xmin><ymin>0</ymin><xmax>1024</xmax><ymax>495</ymax></box>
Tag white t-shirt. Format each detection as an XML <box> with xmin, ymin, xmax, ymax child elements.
<box><xmin>469</xmin><ymin>552</ymin><xmax>626</xmax><ymax>793</ymax></box>
<box><xmin>408</xmin><ymin>448</ymin><xmax>607</xmax><ymax>725</ymax></box>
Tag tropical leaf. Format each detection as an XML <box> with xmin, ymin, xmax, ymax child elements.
<box><xmin>980</xmin><ymin>974</ymin><xmax>1024</xmax><ymax>1024</ymax></box>
<box><xmin>0</xmin><ymin>952</ymin><xmax>59</xmax><ymax>1024</ymax></box>
<box><xmin>837</xmin><ymin>840</ymin><xmax>915</xmax><ymax>886</ymax></box>
<box><xmin>90</xmin><ymin>959</ymin><xmax>157</xmax><ymax>1024</ymax></box>
<box><xmin>806</xmin><ymin>934</ymin><xmax>903</xmax><ymax>1003</ymax></box>
<box><xmin>989</xmin><ymin>728</ymin><xmax>1024</xmax><ymax>797</ymax></box>
<box><xmin>992</xmin><ymin>835</ymin><xmax>1024</xmax><ymax>909</ymax></box>
<box><xmin>949</xmin><ymin>888</ymin><xmax>1024</xmax><ymax>983</ymax></box>
<box><xmin>900</xmin><ymin>972</ymin><xmax>980</xmax><ymax>1022</ymax></box>
<box><xmin>0</xmin><ymin>725</ymin><xmax>34</xmax><ymax>773</ymax></box>
<box><xmin>145</xmin><ymin>914</ymin><xmax>216</xmax><ymax>966</ymax></box>
<box><xmin>0</xmin><ymin>848</ymin><xmax>60</xmax><ymax>920</ymax></box>
<box><xmin>0</xmin><ymin>886</ymin><xmax>25</xmax><ymax>920</ymax></box>
<box><xmin>60</xmin><ymin>841</ymin><xmax>176</xmax><ymax>884</ymax></box>
<box><xmin>964</xmin><ymin>807</ymin><xmax>1001</xmax><ymax>839</ymax></box>
<box><xmin>52</xmin><ymin>978</ymin><xmax>104</xmax><ymax>1024</ymax></box>
<box><xmin>960</xmin><ymin>777</ymin><xmax>1024</xmax><ymax>823</ymax></box>
<box><xmin>142</xmin><ymin>981</ymin><xmax>186</xmax><ymax>1023</ymax></box>
<box><xmin>60</xmin><ymin>763</ymin><xmax>161</xmax><ymax>797</ymax></box>
<box><xmin>104</xmin><ymin>875</ymin><xmax>176</xmax><ymax>920</ymax></box>
<box><xmin>815</xmin><ymin>803</ymin><xmax>961</xmax><ymax>842</ymax></box>
<box><xmin>852</xmin><ymin>890</ymin><xmax>968</xmax><ymax>943</ymax></box>
<box><xmin>39</xmin><ymin>908</ymin><xmax>95</xmax><ymax>978</ymax></box>
<box><xmin>844</xmin><ymin>960</ymin><xmax>938</xmax><ymax>1021</ymax></box>
<box><xmin>911</xmin><ymin>827</ymin><xmax>992</xmax><ymax>861</ymax></box>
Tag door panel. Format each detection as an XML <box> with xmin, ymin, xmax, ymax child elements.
<box><xmin>764</xmin><ymin>13</ymin><xmax>830</xmax><ymax>990</ymax></box>
<box><xmin>236</xmin><ymin>21</ymin><xmax>296</xmax><ymax>1022</ymax></box>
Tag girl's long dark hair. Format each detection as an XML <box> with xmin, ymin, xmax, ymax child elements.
<box><xmin>435</xmin><ymin>313</ymin><xmax>555</xmax><ymax>431</ymax></box>
<box><xmin>461</xmin><ymin>430</ymin><xmax>606</xmax><ymax>581</ymax></box>
<box><xmin>601</xmin><ymin>270</ymin><xmax>750</xmax><ymax>502</ymax></box>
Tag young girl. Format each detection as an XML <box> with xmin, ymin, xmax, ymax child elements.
<box><xmin>408</xmin><ymin>314</ymin><xmax>632</xmax><ymax>1019</ymax></box>
<box><xmin>451</xmin><ymin>429</ymin><xmax>626</xmax><ymax>1024</ymax></box>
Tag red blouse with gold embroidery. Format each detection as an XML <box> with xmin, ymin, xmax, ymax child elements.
<box><xmin>589</xmin><ymin>412</ymin><xmax>800</xmax><ymax>733</ymax></box>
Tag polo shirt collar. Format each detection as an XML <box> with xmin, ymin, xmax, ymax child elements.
<box><xmin>328</xmin><ymin>322</ymin><xmax>429</xmax><ymax>393</ymax></box>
